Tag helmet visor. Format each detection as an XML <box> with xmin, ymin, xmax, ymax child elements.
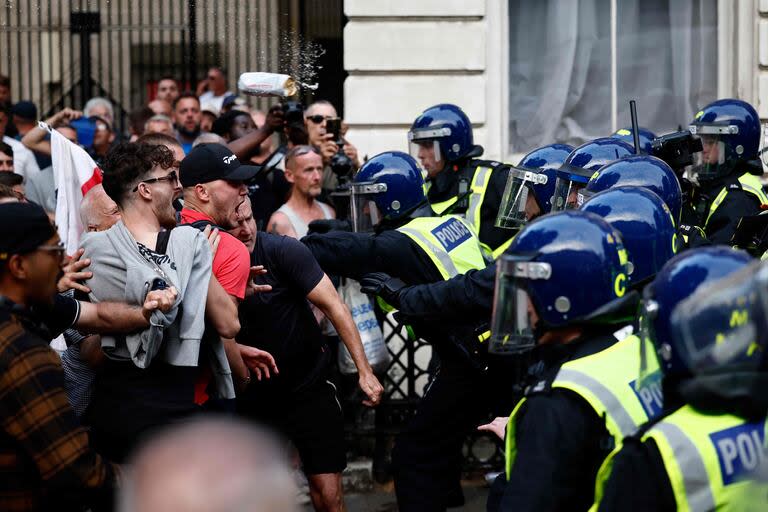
<box><xmin>489</xmin><ymin>255</ymin><xmax>551</xmax><ymax>355</ymax></box>
<box><xmin>552</xmin><ymin>171</ymin><xmax>589</xmax><ymax>211</ymax></box>
<box><xmin>495</xmin><ymin>167</ymin><xmax>548</xmax><ymax>229</ymax></box>
<box><xmin>637</xmin><ymin>298</ymin><xmax>663</xmax><ymax>387</ymax></box>
<box><xmin>689</xmin><ymin>124</ymin><xmax>731</xmax><ymax>180</ymax></box>
<box><xmin>348</xmin><ymin>182</ymin><xmax>386</xmax><ymax>233</ymax></box>
<box><xmin>670</xmin><ymin>260</ymin><xmax>768</xmax><ymax>374</ymax></box>
<box><xmin>408</xmin><ymin>127</ymin><xmax>447</xmax><ymax>168</ymax></box>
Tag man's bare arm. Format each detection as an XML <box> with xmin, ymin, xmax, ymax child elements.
<box><xmin>227</xmin><ymin>105</ymin><xmax>284</xmax><ymax>161</ymax></box>
<box><xmin>266</xmin><ymin>211</ymin><xmax>297</xmax><ymax>237</ymax></box>
<box><xmin>75</xmin><ymin>287</ymin><xmax>178</xmax><ymax>333</ymax></box>
<box><xmin>308</xmin><ymin>274</ymin><xmax>383</xmax><ymax>406</ymax></box>
<box><xmin>205</xmin><ymin>276</ymin><xmax>240</xmax><ymax>339</ymax></box>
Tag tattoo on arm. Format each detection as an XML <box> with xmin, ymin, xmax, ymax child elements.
<box><xmin>269</xmin><ymin>221</ymin><xmax>279</xmax><ymax>234</ymax></box>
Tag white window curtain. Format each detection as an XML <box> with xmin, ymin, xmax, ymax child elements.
<box><xmin>507</xmin><ymin>0</ymin><xmax>718</xmax><ymax>154</ymax></box>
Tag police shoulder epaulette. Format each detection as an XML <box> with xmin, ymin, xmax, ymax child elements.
<box><xmin>471</xmin><ymin>159</ymin><xmax>503</xmax><ymax>169</ymax></box>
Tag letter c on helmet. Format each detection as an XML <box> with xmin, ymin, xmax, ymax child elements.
<box><xmin>614</xmin><ymin>273</ymin><xmax>627</xmax><ymax>297</ymax></box>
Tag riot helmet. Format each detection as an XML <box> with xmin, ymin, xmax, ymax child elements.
<box><xmin>637</xmin><ymin>247</ymin><xmax>753</xmax><ymax>406</ymax></box>
<box><xmin>688</xmin><ymin>99</ymin><xmax>761</xmax><ymax>181</ymax></box>
<box><xmin>349</xmin><ymin>151</ymin><xmax>427</xmax><ymax>232</ymax></box>
<box><xmin>581</xmin><ymin>187</ymin><xmax>677</xmax><ymax>287</ymax></box>
<box><xmin>552</xmin><ymin>138</ymin><xmax>634</xmax><ymax>212</ymax></box>
<box><xmin>490</xmin><ymin>210</ymin><xmax>633</xmax><ymax>354</ymax></box>
<box><xmin>611</xmin><ymin>127</ymin><xmax>657</xmax><ymax>154</ymax></box>
<box><xmin>495</xmin><ymin>143</ymin><xmax>573</xmax><ymax>228</ymax></box>
<box><xmin>578</xmin><ymin>155</ymin><xmax>683</xmax><ymax>226</ymax></box>
<box><xmin>408</xmin><ymin>104</ymin><xmax>482</xmax><ymax>177</ymax></box>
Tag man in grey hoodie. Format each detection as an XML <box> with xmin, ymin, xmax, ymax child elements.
<box><xmin>80</xmin><ymin>142</ymin><xmax>253</xmax><ymax>462</ymax></box>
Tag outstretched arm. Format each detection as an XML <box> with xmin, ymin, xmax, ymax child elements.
<box><xmin>308</xmin><ymin>274</ymin><xmax>383</xmax><ymax>406</ymax></box>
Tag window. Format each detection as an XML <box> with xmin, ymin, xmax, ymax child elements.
<box><xmin>507</xmin><ymin>0</ymin><xmax>718</xmax><ymax>154</ymax></box>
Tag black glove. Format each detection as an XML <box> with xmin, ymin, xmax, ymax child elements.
<box><xmin>360</xmin><ymin>272</ymin><xmax>406</xmax><ymax>307</ymax></box>
<box><xmin>307</xmin><ymin>218</ymin><xmax>352</xmax><ymax>235</ymax></box>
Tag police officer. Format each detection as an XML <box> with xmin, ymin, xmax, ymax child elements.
<box><xmin>361</xmin><ymin>143</ymin><xmax>573</xmax><ymax>329</ymax></box>
<box><xmin>302</xmin><ymin>151</ymin><xmax>489</xmax><ymax>512</ymax></box>
<box><xmin>485</xmin><ymin>210</ymin><xmax>656</xmax><ymax>511</ymax></box>
<box><xmin>408</xmin><ymin>104</ymin><xmax>510</xmax><ymax>253</ymax></box>
<box><xmin>611</xmin><ymin>127</ymin><xmax>657</xmax><ymax>154</ymax></box>
<box><xmin>594</xmin><ymin>247</ymin><xmax>757</xmax><ymax>511</ymax></box>
<box><xmin>551</xmin><ymin>137</ymin><xmax>635</xmax><ymax>211</ymax></box>
<box><xmin>686</xmin><ymin>99</ymin><xmax>768</xmax><ymax>245</ymax></box>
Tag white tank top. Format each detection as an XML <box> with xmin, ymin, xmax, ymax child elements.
<box><xmin>276</xmin><ymin>202</ymin><xmax>333</xmax><ymax>238</ymax></box>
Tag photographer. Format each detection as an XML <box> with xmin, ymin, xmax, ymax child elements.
<box><xmin>304</xmin><ymin>100</ymin><xmax>360</xmax><ymax>199</ymax></box>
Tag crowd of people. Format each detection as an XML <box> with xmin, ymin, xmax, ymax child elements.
<box><xmin>0</xmin><ymin>60</ymin><xmax>768</xmax><ymax>512</ymax></box>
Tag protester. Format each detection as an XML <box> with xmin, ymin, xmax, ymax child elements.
<box><xmin>81</xmin><ymin>142</ymin><xmax>243</xmax><ymax>462</ymax></box>
<box><xmin>83</xmin><ymin>97</ymin><xmax>115</xmax><ymax>127</ymax></box>
<box><xmin>144</xmin><ymin>114</ymin><xmax>175</xmax><ymax>136</ymax></box>
<box><xmin>231</xmin><ymin>196</ymin><xmax>382</xmax><ymax>512</ymax></box>
<box><xmin>1</xmin><ymin>103</ymin><xmax>40</xmax><ymax>181</ymax></box>
<box><xmin>197</xmin><ymin>66</ymin><xmax>236</xmax><ymax>112</ymax></box>
<box><xmin>173</xmin><ymin>92</ymin><xmax>202</xmax><ymax>154</ymax></box>
<box><xmin>155</xmin><ymin>76</ymin><xmax>180</xmax><ymax>104</ymax></box>
<box><xmin>148</xmin><ymin>98</ymin><xmax>172</xmax><ymax>118</ymax></box>
<box><xmin>0</xmin><ymin>202</ymin><xmax>118</xmax><ymax>511</ymax></box>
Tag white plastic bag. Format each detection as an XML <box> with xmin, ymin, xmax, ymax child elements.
<box><xmin>337</xmin><ymin>278</ymin><xmax>390</xmax><ymax>374</ymax></box>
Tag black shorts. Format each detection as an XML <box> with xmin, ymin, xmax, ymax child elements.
<box><xmin>238</xmin><ymin>378</ymin><xmax>346</xmax><ymax>475</ymax></box>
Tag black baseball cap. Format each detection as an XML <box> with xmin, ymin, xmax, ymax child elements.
<box><xmin>179</xmin><ymin>143</ymin><xmax>259</xmax><ymax>187</ymax></box>
<box><xmin>0</xmin><ymin>202</ymin><xmax>56</xmax><ymax>260</ymax></box>
<box><xmin>11</xmin><ymin>101</ymin><xmax>37</xmax><ymax>121</ymax></box>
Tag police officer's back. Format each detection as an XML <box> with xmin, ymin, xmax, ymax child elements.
<box><xmin>685</xmin><ymin>99</ymin><xmax>768</xmax><ymax>245</ymax></box>
<box><xmin>408</xmin><ymin>104</ymin><xmax>510</xmax><ymax>253</ymax></box>
<box><xmin>595</xmin><ymin>248</ymin><xmax>759</xmax><ymax>511</ymax></box>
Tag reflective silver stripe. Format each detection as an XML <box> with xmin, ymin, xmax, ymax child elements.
<box><xmin>556</xmin><ymin>368</ymin><xmax>637</xmax><ymax>438</ymax></box>
<box><xmin>467</xmin><ymin>166</ymin><xmax>491</xmax><ymax>229</ymax></box>
<box><xmin>653</xmin><ymin>421</ymin><xmax>716</xmax><ymax>512</ymax></box>
<box><xmin>398</xmin><ymin>227</ymin><xmax>459</xmax><ymax>277</ymax></box>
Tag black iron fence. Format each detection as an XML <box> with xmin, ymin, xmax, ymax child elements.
<box><xmin>0</xmin><ymin>0</ymin><xmax>344</xmax><ymax>133</ymax></box>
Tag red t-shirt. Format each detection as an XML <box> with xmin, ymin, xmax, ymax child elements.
<box><xmin>180</xmin><ymin>208</ymin><xmax>251</xmax><ymax>300</ymax></box>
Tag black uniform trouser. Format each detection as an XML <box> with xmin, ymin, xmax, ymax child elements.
<box><xmin>392</xmin><ymin>351</ymin><xmax>490</xmax><ymax>512</ymax></box>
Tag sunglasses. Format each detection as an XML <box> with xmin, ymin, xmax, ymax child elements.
<box><xmin>306</xmin><ymin>115</ymin><xmax>333</xmax><ymax>124</ymax></box>
<box><xmin>133</xmin><ymin>170</ymin><xmax>179</xmax><ymax>192</ymax></box>
<box><xmin>37</xmin><ymin>241</ymin><xmax>66</xmax><ymax>258</ymax></box>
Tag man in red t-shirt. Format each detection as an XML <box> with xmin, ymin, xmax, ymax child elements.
<box><xmin>179</xmin><ymin>143</ymin><xmax>277</xmax><ymax>393</ymax></box>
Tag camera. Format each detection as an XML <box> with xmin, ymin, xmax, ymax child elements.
<box><xmin>650</xmin><ymin>130</ymin><xmax>703</xmax><ymax>173</ymax></box>
<box><xmin>281</xmin><ymin>100</ymin><xmax>305</xmax><ymax>127</ymax></box>
<box><xmin>325</xmin><ymin>117</ymin><xmax>354</xmax><ymax>178</ymax></box>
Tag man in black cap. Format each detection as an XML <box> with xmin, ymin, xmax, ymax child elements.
<box><xmin>179</xmin><ymin>143</ymin><xmax>278</xmax><ymax>397</ymax></box>
<box><xmin>0</xmin><ymin>201</ymin><xmax>180</xmax><ymax>511</ymax></box>
<box><xmin>10</xmin><ymin>100</ymin><xmax>37</xmax><ymax>139</ymax></box>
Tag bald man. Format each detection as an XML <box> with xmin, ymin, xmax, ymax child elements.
<box><xmin>119</xmin><ymin>418</ymin><xmax>297</xmax><ymax>512</ymax></box>
<box><xmin>80</xmin><ymin>184</ymin><xmax>121</xmax><ymax>233</ymax></box>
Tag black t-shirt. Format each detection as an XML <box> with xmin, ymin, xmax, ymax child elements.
<box><xmin>237</xmin><ymin>232</ymin><xmax>327</xmax><ymax>392</ymax></box>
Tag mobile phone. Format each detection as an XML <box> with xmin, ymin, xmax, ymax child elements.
<box><xmin>326</xmin><ymin>117</ymin><xmax>342</xmax><ymax>143</ymax></box>
<box><xmin>151</xmin><ymin>278</ymin><xmax>168</xmax><ymax>291</ymax></box>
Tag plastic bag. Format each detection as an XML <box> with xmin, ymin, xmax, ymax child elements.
<box><xmin>337</xmin><ymin>278</ymin><xmax>390</xmax><ymax>374</ymax></box>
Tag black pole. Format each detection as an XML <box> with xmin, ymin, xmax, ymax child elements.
<box><xmin>188</xmin><ymin>0</ymin><xmax>197</xmax><ymax>91</ymax></box>
<box><xmin>71</xmin><ymin>11</ymin><xmax>100</xmax><ymax>107</ymax></box>
<box><xmin>80</xmin><ymin>32</ymin><xmax>91</xmax><ymax>104</ymax></box>
<box><xmin>629</xmin><ymin>100</ymin><xmax>641</xmax><ymax>155</ymax></box>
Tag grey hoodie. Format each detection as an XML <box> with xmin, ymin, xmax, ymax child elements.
<box><xmin>80</xmin><ymin>220</ymin><xmax>235</xmax><ymax>399</ymax></box>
